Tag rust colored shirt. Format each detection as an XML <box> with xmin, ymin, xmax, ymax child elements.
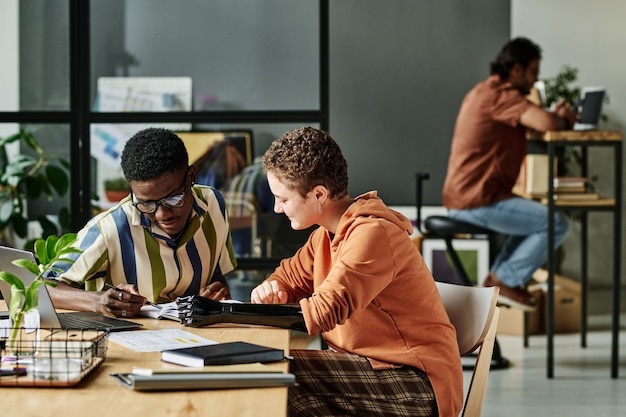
<box><xmin>443</xmin><ymin>75</ymin><xmax>534</xmax><ymax>209</ymax></box>
<box><xmin>267</xmin><ymin>191</ymin><xmax>463</xmax><ymax>417</ymax></box>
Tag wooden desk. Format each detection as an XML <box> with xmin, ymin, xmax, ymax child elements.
<box><xmin>1</xmin><ymin>311</ymin><xmax>291</xmax><ymax>417</ymax></box>
<box><xmin>530</xmin><ymin>130</ymin><xmax>623</xmax><ymax>378</ymax></box>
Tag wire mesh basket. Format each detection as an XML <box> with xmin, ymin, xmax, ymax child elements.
<box><xmin>0</xmin><ymin>328</ymin><xmax>108</xmax><ymax>387</ymax></box>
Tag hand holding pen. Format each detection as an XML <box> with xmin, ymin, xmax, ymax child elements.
<box><xmin>103</xmin><ymin>282</ymin><xmax>149</xmax><ymax>318</ymax></box>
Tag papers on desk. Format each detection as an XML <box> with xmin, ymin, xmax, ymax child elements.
<box><xmin>108</xmin><ymin>329</ymin><xmax>217</xmax><ymax>352</ymax></box>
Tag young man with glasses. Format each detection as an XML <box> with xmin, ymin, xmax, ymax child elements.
<box><xmin>47</xmin><ymin>128</ymin><xmax>236</xmax><ymax>318</ymax></box>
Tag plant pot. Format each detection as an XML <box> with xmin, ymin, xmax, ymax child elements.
<box><xmin>105</xmin><ymin>190</ymin><xmax>129</xmax><ymax>202</ymax></box>
<box><xmin>6</xmin><ymin>309</ymin><xmax>40</xmax><ymax>357</ymax></box>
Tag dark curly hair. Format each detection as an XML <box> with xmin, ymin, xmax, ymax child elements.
<box><xmin>490</xmin><ymin>37</ymin><xmax>542</xmax><ymax>80</ymax></box>
<box><xmin>262</xmin><ymin>127</ymin><xmax>348</xmax><ymax>199</ymax></box>
<box><xmin>120</xmin><ymin>128</ymin><xmax>188</xmax><ymax>181</ymax></box>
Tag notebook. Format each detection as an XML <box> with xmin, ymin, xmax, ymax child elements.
<box><xmin>0</xmin><ymin>246</ymin><xmax>142</xmax><ymax>331</ymax></box>
<box><xmin>110</xmin><ymin>370</ymin><xmax>295</xmax><ymax>391</ymax></box>
<box><xmin>161</xmin><ymin>341</ymin><xmax>286</xmax><ymax>367</ymax></box>
<box><xmin>573</xmin><ymin>87</ymin><xmax>606</xmax><ymax>131</ymax></box>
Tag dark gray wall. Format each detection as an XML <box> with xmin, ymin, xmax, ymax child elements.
<box><xmin>330</xmin><ymin>1</ymin><xmax>510</xmax><ymax>206</ymax></box>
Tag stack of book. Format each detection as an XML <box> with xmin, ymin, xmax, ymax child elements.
<box><xmin>552</xmin><ymin>176</ymin><xmax>599</xmax><ymax>201</ymax></box>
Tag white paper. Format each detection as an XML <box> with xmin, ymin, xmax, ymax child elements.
<box><xmin>108</xmin><ymin>329</ymin><xmax>217</xmax><ymax>353</ymax></box>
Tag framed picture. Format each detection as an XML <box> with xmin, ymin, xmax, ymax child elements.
<box><xmin>421</xmin><ymin>238</ymin><xmax>489</xmax><ymax>286</ymax></box>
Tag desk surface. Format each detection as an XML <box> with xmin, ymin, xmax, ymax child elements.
<box><xmin>1</xmin><ymin>309</ymin><xmax>290</xmax><ymax>417</ymax></box>
<box><xmin>529</xmin><ymin>130</ymin><xmax>623</xmax><ymax>142</ymax></box>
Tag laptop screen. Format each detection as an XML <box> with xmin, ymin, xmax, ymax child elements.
<box><xmin>574</xmin><ymin>87</ymin><xmax>605</xmax><ymax>130</ymax></box>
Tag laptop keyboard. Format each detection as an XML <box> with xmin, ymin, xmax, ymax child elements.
<box><xmin>58</xmin><ymin>313</ymin><xmax>117</xmax><ymax>330</ymax></box>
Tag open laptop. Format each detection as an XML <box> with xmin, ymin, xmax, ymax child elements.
<box><xmin>574</xmin><ymin>86</ymin><xmax>606</xmax><ymax>131</ymax></box>
<box><xmin>0</xmin><ymin>246</ymin><xmax>142</xmax><ymax>331</ymax></box>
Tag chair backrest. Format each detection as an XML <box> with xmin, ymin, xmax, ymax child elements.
<box><xmin>435</xmin><ymin>282</ymin><xmax>500</xmax><ymax>417</ymax></box>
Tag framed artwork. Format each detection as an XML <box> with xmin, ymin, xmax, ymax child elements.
<box><xmin>421</xmin><ymin>238</ymin><xmax>489</xmax><ymax>286</ymax></box>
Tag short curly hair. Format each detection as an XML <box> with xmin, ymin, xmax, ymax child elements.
<box><xmin>262</xmin><ymin>127</ymin><xmax>348</xmax><ymax>198</ymax></box>
<box><xmin>120</xmin><ymin>128</ymin><xmax>189</xmax><ymax>181</ymax></box>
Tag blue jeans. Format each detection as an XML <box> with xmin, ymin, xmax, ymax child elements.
<box><xmin>448</xmin><ymin>197</ymin><xmax>569</xmax><ymax>288</ymax></box>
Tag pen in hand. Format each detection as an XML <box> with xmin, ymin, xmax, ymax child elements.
<box><xmin>104</xmin><ymin>282</ymin><xmax>162</xmax><ymax>309</ymax></box>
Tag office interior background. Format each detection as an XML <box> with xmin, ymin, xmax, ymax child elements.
<box><xmin>1</xmin><ymin>0</ymin><xmax>625</xmax><ymax>317</ymax></box>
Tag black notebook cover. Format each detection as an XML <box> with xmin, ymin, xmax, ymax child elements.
<box><xmin>161</xmin><ymin>341</ymin><xmax>285</xmax><ymax>367</ymax></box>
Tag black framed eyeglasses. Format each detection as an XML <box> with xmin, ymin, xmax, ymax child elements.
<box><xmin>131</xmin><ymin>172</ymin><xmax>189</xmax><ymax>214</ymax></box>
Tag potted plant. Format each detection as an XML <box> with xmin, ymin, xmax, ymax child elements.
<box><xmin>103</xmin><ymin>176</ymin><xmax>130</xmax><ymax>202</ymax></box>
<box><xmin>0</xmin><ymin>129</ymin><xmax>71</xmax><ymax>248</ymax></box>
<box><xmin>0</xmin><ymin>233</ymin><xmax>82</xmax><ymax>352</ymax></box>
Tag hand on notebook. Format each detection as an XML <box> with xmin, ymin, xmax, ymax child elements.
<box><xmin>102</xmin><ymin>283</ymin><xmax>147</xmax><ymax>318</ymax></box>
<box><xmin>250</xmin><ymin>280</ymin><xmax>289</xmax><ymax>304</ymax></box>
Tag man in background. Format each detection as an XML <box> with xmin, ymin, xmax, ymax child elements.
<box><xmin>442</xmin><ymin>37</ymin><xmax>577</xmax><ymax>311</ymax></box>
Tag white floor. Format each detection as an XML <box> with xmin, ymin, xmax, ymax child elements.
<box><xmin>477</xmin><ymin>318</ymin><xmax>626</xmax><ymax>417</ymax></box>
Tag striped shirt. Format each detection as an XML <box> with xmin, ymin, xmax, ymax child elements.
<box><xmin>55</xmin><ymin>185</ymin><xmax>237</xmax><ymax>303</ymax></box>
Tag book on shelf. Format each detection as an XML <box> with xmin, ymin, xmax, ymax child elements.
<box><xmin>553</xmin><ymin>176</ymin><xmax>588</xmax><ymax>188</ymax></box>
<box><xmin>161</xmin><ymin>341</ymin><xmax>286</xmax><ymax>368</ymax></box>
<box><xmin>554</xmin><ymin>185</ymin><xmax>587</xmax><ymax>193</ymax></box>
<box><xmin>553</xmin><ymin>192</ymin><xmax>600</xmax><ymax>201</ymax></box>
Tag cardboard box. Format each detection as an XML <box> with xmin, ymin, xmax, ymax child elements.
<box><xmin>497</xmin><ymin>287</ymin><xmax>544</xmax><ymax>335</ymax></box>
<box><xmin>496</xmin><ymin>270</ymin><xmax>581</xmax><ymax>336</ymax></box>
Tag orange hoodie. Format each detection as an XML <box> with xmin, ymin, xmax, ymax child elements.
<box><xmin>268</xmin><ymin>191</ymin><xmax>463</xmax><ymax>417</ymax></box>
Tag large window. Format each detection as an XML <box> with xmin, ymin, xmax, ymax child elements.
<box><xmin>0</xmin><ymin>0</ymin><xmax>328</xmax><ymax>238</ymax></box>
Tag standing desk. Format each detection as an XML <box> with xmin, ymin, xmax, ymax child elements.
<box><xmin>532</xmin><ymin>130</ymin><xmax>623</xmax><ymax>378</ymax></box>
<box><xmin>0</xmin><ymin>309</ymin><xmax>291</xmax><ymax>417</ymax></box>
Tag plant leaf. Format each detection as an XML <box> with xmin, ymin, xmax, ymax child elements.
<box><xmin>11</xmin><ymin>258</ymin><xmax>39</xmax><ymax>276</ymax></box>
<box><xmin>56</xmin><ymin>232</ymin><xmax>77</xmax><ymax>249</ymax></box>
<box><xmin>0</xmin><ymin>132</ymin><xmax>22</xmax><ymax>146</ymax></box>
<box><xmin>45</xmin><ymin>235</ymin><xmax>59</xmax><ymax>263</ymax></box>
<box><xmin>9</xmin><ymin>285</ymin><xmax>25</xmax><ymax>319</ymax></box>
<box><xmin>24</xmin><ymin>175</ymin><xmax>43</xmax><ymax>199</ymax></box>
<box><xmin>10</xmin><ymin>213</ymin><xmax>28</xmax><ymax>238</ymax></box>
<box><xmin>46</xmin><ymin>165</ymin><xmax>69</xmax><ymax>196</ymax></box>
<box><xmin>33</xmin><ymin>238</ymin><xmax>47</xmax><ymax>264</ymax></box>
<box><xmin>0</xmin><ymin>271</ymin><xmax>26</xmax><ymax>290</ymax></box>
<box><xmin>38</xmin><ymin>215</ymin><xmax>59</xmax><ymax>238</ymax></box>
<box><xmin>0</xmin><ymin>198</ymin><xmax>14</xmax><ymax>224</ymax></box>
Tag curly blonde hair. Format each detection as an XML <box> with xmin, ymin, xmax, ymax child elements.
<box><xmin>262</xmin><ymin>127</ymin><xmax>348</xmax><ymax>198</ymax></box>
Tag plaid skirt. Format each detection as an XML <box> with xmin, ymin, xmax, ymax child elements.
<box><xmin>288</xmin><ymin>349</ymin><xmax>437</xmax><ymax>417</ymax></box>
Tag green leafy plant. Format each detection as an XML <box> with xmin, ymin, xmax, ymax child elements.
<box><xmin>0</xmin><ymin>233</ymin><xmax>82</xmax><ymax>350</ymax></box>
<box><xmin>542</xmin><ymin>65</ymin><xmax>581</xmax><ymax>108</ymax></box>
<box><xmin>0</xmin><ymin>129</ymin><xmax>71</xmax><ymax>247</ymax></box>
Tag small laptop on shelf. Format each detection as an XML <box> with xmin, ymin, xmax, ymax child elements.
<box><xmin>0</xmin><ymin>246</ymin><xmax>142</xmax><ymax>331</ymax></box>
<box><xmin>573</xmin><ymin>86</ymin><xmax>606</xmax><ymax>131</ymax></box>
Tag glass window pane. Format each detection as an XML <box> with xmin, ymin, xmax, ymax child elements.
<box><xmin>0</xmin><ymin>123</ymin><xmax>71</xmax><ymax>248</ymax></box>
<box><xmin>90</xmin><ymin>0</ymin><xmax>320</xmax><ymax>112</ymax></box>
<box><xmin>1</xmin><ymin>0</ymin><xmax>71</xmax><ymax>111</ymax></box>
<box><xmin>89</xmin><ymin>122</ymin><xmax>314</xmax><ymax>204</ymax></box>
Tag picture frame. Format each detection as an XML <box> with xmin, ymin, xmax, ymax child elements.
<box><xmin>420</xmin><ymin>238</ymin><xmax>489</xmax><ymax>286</ymax></box>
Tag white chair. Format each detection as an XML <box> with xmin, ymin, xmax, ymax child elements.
<box><xmin>435</xmin><ymin>281</ymin><xmax>500</xmax><ymax>417</ymax></box>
